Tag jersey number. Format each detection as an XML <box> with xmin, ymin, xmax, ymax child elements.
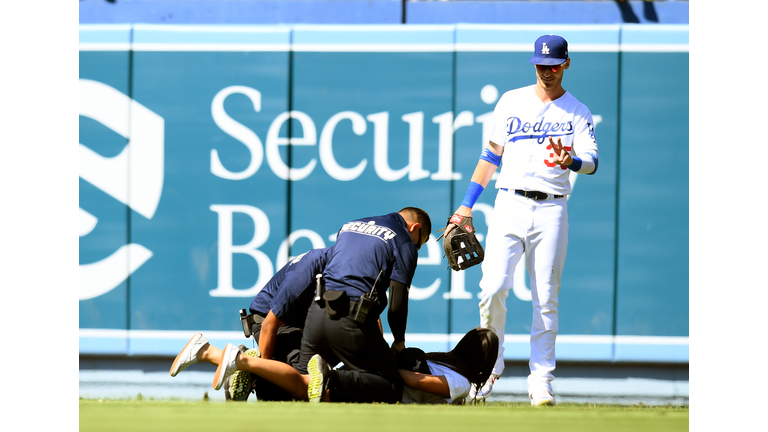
<box><xmin>544</xmin><ymin>144</ymin><xmax>572</xmax><ymax>170</ymax></box>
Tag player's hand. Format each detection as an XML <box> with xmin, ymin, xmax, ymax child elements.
<box><xmin>550</xmin><ymin>137</ymin><xmax>572</xmax><ymax>166</ymax></box>
<box><xmin>444</xmin><ymin>206</ymin><xmax>473</xmax><ymax>236</ymax></box>
<box><xmin>391</xmin><ymin>340</ymin><xmax>405</xmax><ymax>354</ymax></box>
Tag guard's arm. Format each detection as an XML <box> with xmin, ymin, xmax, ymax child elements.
<box><xmin>257</xmin><ymin>310</ymin><xmax>284</xmax><ymax>360</ymax></box>
<box><xmin>388</xmin><ymin>280</ymin><xmax>409</xmax><ymax>348</ymax></box>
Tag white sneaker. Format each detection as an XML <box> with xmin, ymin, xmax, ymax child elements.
<box><xmin>169</xmin><ymin>332</ymin><xmax>209</xmax><ymax>377</ymax></box>
<box><xmin>307</xmin><ymin>354</ymin><xmax>330</xmax><ymax>403</ymax></box>
<box><xmin>224</xmin><ymin>346</ymin><xmax>260</xmax><ymax>401</ymax></box>
<box><xmin>468</xmin><ymin>374</ymin><xmax>499</xmax><ymax>402</ymax></box>
<box><xmin>530</xmin><ymin>390</ymin><xmax>555</xmax><ymax>406</ymax></box>
<box><xmin>213</xmin><ymin>343</ymin><xmax>240</xmax><ymax>391</ymax></box>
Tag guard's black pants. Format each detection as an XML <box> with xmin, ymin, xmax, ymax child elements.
<box><xmin>249</xmin><ymin>313</ymin><xmax>303</xmax><ymax>401</ymax></box>
<box><xmin>297</xmin><ymin>301</ymin><xmax>403</xmax><ymax>403</ymax></box>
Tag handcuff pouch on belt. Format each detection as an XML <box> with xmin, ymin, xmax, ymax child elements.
<box><xmin>319</xmin><ymin>270</ymin><xmax>381</xmax><ymax>324</ymax></box>
<box><xmin>321</xmin><ymin>289</ymin><xmax>376</xmax><ymax>325</ymax></box>
<box><xmin>322</xmin><ymin>289</ymin><xmax>347</xmax><ymax>319</ymax></box>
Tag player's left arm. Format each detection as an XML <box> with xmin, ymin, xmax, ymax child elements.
<box><xmin>560</xmin><ymin>111</ymin><xmax>599</xmax><ymax>174</ymax></box>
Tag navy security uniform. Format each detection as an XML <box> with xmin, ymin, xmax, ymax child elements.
<box><xmin>298</xmin><ymin>212</ymin><xmax>419</xmax><ymax>403</ymax></box>
<box><xmin>248</xmin><ymin>247</ymin><xmax>332</xmax><ymax>401</ymax></box>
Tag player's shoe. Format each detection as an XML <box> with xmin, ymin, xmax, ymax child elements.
<box><xmin>530</xmin><ymin>390</ymin><xmax>556</xmax><ymax>406</ymax></box>
<box><xmin>468</xmin><ymin>374</ymin><xmax>499</xmax><ymax>402</ymax></box>
<box><xmin>169</xmin><ymin>332</ymin><xmax>209</xmax><ymax>377</ymax></box>
<box><xmin>224</xmin><ymin>345</ymin><xmax>260</xmax><ymax>401</ymax></box>
<box><xmin>307</xmin><ymin>354</ymin><xmax>330</xmax><ymax>403</ymax></box>
<box><xmin>213</xmin><ymin>343</ymin><xmax>240</xmax><ymax>391</ymax></box>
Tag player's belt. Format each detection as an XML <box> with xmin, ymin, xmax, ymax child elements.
<box><xmin>503</xmin><ymin>188</ymin><xmax>564</xmax><ymax>200</ymax></box>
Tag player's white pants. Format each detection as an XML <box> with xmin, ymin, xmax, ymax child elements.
<box><xmin>478</xmin><ymin>190</ymin><xmax>568</xmax><ymax>395</ymax></box>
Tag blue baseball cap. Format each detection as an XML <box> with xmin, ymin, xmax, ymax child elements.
<box><xmin>529</xmin><ymin>34</ymin><xmax>569</xmax><ymax>66</ymax></box>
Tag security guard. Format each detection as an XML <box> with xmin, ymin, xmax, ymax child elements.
<box><xmin>298</xmin><ymin>207</ymin><xmax>431</xmax><ymax>403</ymax></box>
<box><xmin>235</xmin><ymin>247</ymin><xmax>333</xmax><ymax>401</ymax></box>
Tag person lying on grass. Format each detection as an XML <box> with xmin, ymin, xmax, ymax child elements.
<box><xmin>170</xmin><ymin>327</ymin><xmax>499</xmax><ymax>404</ymax></box>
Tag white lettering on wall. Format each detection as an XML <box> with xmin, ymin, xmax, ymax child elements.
<box><xmin>210</xmin><ymin>86</ymin><xmax>264</xmax><ymax>180</ymax></box>
<box><xmin>203</xmin><ymin>86</ymin><xmax>601</xmax><ymax>301</ymax></box>
<box><xmin>430</xmin><ymin>111</ymin><xmax>470</xmax><ymax>181</ymax></box>
<box><xmin>266</xmin><ymin>111</ymin><xmax>318</xmax><ymax>181</ymax></box>
<box><xmin>410</xmin><ymin>234</ymin><xmax>443</xmax><ymax>300</ymax></box>
<box><xmin>319</xmin><ymin>111</ymin><xmax>368</xmax><ymax>181</ymax></box>
<box><xmin>209</xmin><ymin>204</ymin><xmax>274</xmax><ymax>297</ymax></box>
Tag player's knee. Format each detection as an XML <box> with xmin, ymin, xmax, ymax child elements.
<box><xmin>539</xmin><ymin>308</ymin><xmax>559</xmax><ymax>332</ymax></box>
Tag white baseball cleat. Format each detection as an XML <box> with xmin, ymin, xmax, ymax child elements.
<box><xmin>468</xmin><ymin>374</ymin><xmax>499</xmax><ymax>402</ymax></box>
<box><xmin>213</xmin><ymin>343</ymin><xmax>240</xmax><ymax>391</ymax></box>
<box><xmin>169</xmin><ymin>332</ymin><xmax>209</xmax><ymax>377</ymax></box>
<box><xmin>530</xmin><ymin>390</ymin><xmax>556</xmax><ymax>406</ymax></box>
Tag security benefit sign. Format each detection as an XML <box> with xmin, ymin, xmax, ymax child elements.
<box><xmin>79</xmin><ymin>26</ymin><xmax>615</xmax><ymax>348</ymax></box>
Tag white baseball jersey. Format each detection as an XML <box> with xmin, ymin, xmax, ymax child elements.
<box><xmin>488</xmin><ymin>85</ymin><xmax>598</xmax><ymax>196</ymax></box>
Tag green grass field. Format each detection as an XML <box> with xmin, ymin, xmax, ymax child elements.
<box><xmin>79</xmin><ymin>399</ymin><xmax>689</xmax><ymax>432</ymax></box>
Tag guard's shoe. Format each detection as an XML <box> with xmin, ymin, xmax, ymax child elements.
<box><xmin>224</xmin><ymin>346</ymin><xmax>260</xmax><ymax>401</ymax></box>
<box><xmin>530</xmin><ymin>390</ymin><xmax>556</xmax><ymax>406</ymax></box>
<box><xmin>307</xmin><ymin>354</ymin><xmax>330</xmax><ymax>403</ymax></box>
<box><xmin>468</xmin><ymin>374</ymin><xmax>499</xmax><ymax>402</ymax></box>
<box><xmin>169</xmin><ymin>332</ymin><xmax>209</xmax><ymax>377</ymax></box>
<box><xmin>213</xmin><ymin>343</ymin><xmax>240</xmax><ymax>391</ymax></box>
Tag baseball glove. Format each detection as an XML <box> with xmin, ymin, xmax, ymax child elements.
<box><xmin>436</xmin><ymin>214</ymin><xmax>484</xmax><ymax>271</ymax></box>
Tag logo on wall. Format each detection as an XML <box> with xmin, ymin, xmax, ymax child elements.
<box><xmin>78</xmin><ymin>79</ymin><xmax>165</xmax><ymax>300</ymax></box>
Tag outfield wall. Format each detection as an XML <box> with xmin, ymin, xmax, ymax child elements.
<box><xmin>79</xmin><ymin>24</ymin><xmax>689</xmax><ymax>363</ymax></box>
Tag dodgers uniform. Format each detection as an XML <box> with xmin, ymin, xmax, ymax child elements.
<box><xmin>481</xmin><ymin>82</ymin><xmax>598</xmax><ymax>397</ymax></box>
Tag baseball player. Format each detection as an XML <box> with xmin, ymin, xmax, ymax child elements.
<box><xmin>447</xmin><ymin>34</ymin><xmax>599</xmax><ymax>406</ymax></box>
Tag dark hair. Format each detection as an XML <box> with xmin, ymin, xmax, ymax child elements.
<box><xmin>424</xmin><ymin>328</ymin><xmax>499</xmax><ymax>392</ymax></box>
<box><xmin>399</xmin><ymin>207</ymin><xmax>432</xmax><ymax>238</ymax></box>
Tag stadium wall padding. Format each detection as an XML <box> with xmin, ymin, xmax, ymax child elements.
<box><xmin>79</xmin><ymin>23</ymin><xmax>689</xmax><ymax>363</ymax></box>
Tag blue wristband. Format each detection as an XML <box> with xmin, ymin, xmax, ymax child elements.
<box><xmin>479</xmin><ymin>148</ymin><xmax>502</xmax><ymax>166</ymax></box>
<box><xmin>461</xmin><ymin>181</ymin><xmax>484</xmax><ymax>208</ymax></box>
<box><xmin>567</xmin><ymin>156</ymin><xmax>583</xmax><ymax>171</ymax></box>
